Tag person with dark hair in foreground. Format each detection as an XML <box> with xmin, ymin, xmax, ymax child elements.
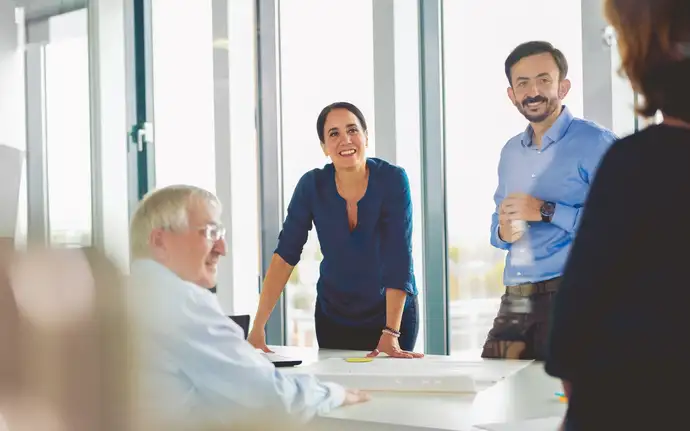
<box><xmin>481</xmin><ymin>41</ymin><xmax>617</xmax><ymax>360</ymax></box>
<box><xmin>545</xmin><ymin>1</ymin><xmax>690</xmax><ymax>429</ymax></box>
<box><xmin>248</xmin><ymin>102</ymin><xmax>423</xmax><ymax>358</ymax></box>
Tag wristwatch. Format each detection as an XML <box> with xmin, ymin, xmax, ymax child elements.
<box><xmin>540</xmin><ymin>201</ymin><xmax>556</xmax><ymax>222</ymax></box>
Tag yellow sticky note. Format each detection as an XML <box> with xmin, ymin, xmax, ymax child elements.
<box><xmin>345</xmin><ymin>357</ymin><xmax>373</xmax><ymax>363</ymax></box>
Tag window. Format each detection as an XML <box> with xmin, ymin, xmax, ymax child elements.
<box><xmin>44</xmin><ymin>10</ymin><xmax>92</xmax><ymax>247</ymax></box>
<box><xmin>150</xmin><ymin>0</ymin><xmax>216</xmax><ymax>192</ymax></box>
<box><xmin>0</xmin><ymin>5</ymin><xmax>27</xmax><ymax>247</ymax></box>
<box><xmin>224</xmin><ymin>0</ymin><xmax>261</xmax><ymax>317</ymax></box>
<box><xmin>386</xmin><ymin>0</ymin><xmax>425</xmax><ymax>352</ymax></box>
<box><xmin>608</xmin><ymin>27</ymin><xmax>664</xmax><ymax>137</ymax></box>
<box><xmin>279</xmin><ymin>0</ymin><xmax>376</xmax><ymax>347</ymax></box>
<box><xmin>442</xmin><ymin>0</ymin><xmax>584</xmax><ymax>356</ymax></box>
<box><xmin>147</xmin><ymin>0</ymin><xmax>260</xmax><ymax>315</ymax></box>
<box><xmin>608</xmin><ymin>26</ymin><xmax>638</xmax><ymax>138</ymax></box>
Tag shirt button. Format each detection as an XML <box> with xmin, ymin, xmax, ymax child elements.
<box><xmin>531</xmin><ymin>174</ymin><xmax>536</xmax><ymax>178</ymax></box>
<box><xmin>537</xmin><ymin>151</ymin><xmax>541</xmax><ymax>154</ymax></box>
<box><xmin>517</xmin><ymin>272</ymin><xmax>522</xmax><ymax>276</ymax></box>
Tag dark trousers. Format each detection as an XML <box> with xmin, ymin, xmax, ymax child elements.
<box><xmin>481</xmin><ymin>277</ymin><xmax>561</xmax><ymax>360</ymax></box>
<box><xmin>314</xmin><ymin>296</ymin><xmax>419</xmax><ymax>351</ymax></box>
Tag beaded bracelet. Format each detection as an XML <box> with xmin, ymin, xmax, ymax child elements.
<box><xmin>382</xmin><ymin>327</ymin><xmax>401</xmax><ymax>338</ymax></box>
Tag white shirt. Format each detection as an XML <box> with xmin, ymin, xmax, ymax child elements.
<box><xmin>127</xmin><ymin>259</ymin><xmax>346</xmax><ymax>425</ymax></box>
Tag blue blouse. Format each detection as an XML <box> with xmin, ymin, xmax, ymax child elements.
<box><xmin>275</xmin><ymin>157</ymin><xmax>417</xmax><ymax>327</ymax></box>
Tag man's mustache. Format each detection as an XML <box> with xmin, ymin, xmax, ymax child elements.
<box><xmin>522</xmin><ymin>96</ymin><xmax>547</xmax><ymax>106</ymax></box>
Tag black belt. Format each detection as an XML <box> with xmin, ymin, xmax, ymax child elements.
<box><xmin>506</xmin><ymin>277</ymin><xmax>561</xmax><ymax>297</ymax></box>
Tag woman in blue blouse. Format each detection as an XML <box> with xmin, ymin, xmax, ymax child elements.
<box><xmin>248</xmin><ymin>102</ymin><xmax>422</xmax><ymax>358</ymax></box>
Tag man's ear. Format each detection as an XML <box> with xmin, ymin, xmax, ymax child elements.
<box><xmin>149</xmin><ymin>229</ymin><xmax>165</xmax><ymax>252</ymax></box>
<box><xmin>558</xmin><ymin>79</ymin><xmax>571</xmax><ymax>99</ymax></box>
<box><xmin>507</xmin><ymin>86</ymin><xmax>517</xmax><ymax>105</ymax></box>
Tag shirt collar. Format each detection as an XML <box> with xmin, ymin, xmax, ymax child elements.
<box><xmin>520</xmin><ymin>105</ymin><xmax>574</xmax><ymax>149</ymax></box>
<box><xmin>130</xmin><ymin>258</ymin><xmax>170</xmax><ymax>276</ymax></box>
<box><xmin>130</xmin><ymin>258</ymin><xmax>199</xmax><ymax>289</ymax></box>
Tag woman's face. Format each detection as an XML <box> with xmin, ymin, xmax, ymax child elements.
<box><xmin>321</xmin><ymin>108</ymin><xmax>368</xmax><ymax>170</ymax></box>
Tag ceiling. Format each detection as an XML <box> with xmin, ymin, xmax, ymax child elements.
<box><xmin>14</xmin><ymin>0</ymin><xmax>86</xmax><ymax>21</ymax></box>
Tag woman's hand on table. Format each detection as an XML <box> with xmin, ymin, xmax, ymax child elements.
<box><xmin>366</xmin><ymin>332</ymin><xmax>424</xmax><ymax>359</ymax></box>
<box><xmin>247</xmin><ymin>326</ymin><xmax>273</xmax><ymax>353</ymax></box>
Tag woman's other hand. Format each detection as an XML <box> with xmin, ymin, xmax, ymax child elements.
<box><xmin>367</xmin><ymin>332</ymin><xmax>424</xmax><ymax>359</ymax></box>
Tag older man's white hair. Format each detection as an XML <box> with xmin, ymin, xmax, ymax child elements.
<box><xmin>129</xmin><ymin>185</ymin><xmax>221</xmax><ymax>259</ymax></box>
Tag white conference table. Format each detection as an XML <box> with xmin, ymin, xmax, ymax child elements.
<box><xmin>271</xmin><ymin>346</ymin><xmax>567</xmax><ymax>431</ymax></box>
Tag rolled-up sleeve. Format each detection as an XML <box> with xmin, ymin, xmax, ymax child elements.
<box><xmin>550</xmin><ymin>203</ymin><xmax>581</xmax><ymax>234</ymax></box>
<box><xmin>380</xmin><ymin>166</ymin><xmax>416</xmax><ymax>296</ymax></box>
<box><xmin>550</xmin><ymin>130</ymin><xmax>617</xmax><ymax>236</ymax></box>
<box><xmin>177</xmin><ymin>292</ymin><xmax>346</xmax><ymax>422</ymax></box>
<box><xmin>490</xmin><ymin>201</ymin><xmax>511</xmax><ymax>250</ymax></box>
<box><xmin>274</xmin><ymin>172</ymin><xmax>315</xmax><ymax>266</ymax></box>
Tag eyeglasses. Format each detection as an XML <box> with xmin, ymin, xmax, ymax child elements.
<box><xmin>196</xmin><ymin>224</ymin><xmax>226</xmax><ymax>242</ymax></box>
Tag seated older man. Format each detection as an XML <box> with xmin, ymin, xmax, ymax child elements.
<box><xmin>127</xmin><ymin>185</ymin><xmax>368</xmax><ymax>425</ymax></box>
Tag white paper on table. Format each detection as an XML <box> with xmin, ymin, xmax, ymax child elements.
<box><xmin>423</xmin><ymin>358</ymin><xmax>533</xmax><ymax>385</ymax></box>
<box><xmin>292</xmin><ymin>357</ymin><xmax>477</xmax><ymax>393</ymax></box>
<box><xmin>0</xmin><ymin>144</ymin><xmax>25</xmax><ymax>238</ymax></box>
<box><xmin>473</xmin><ymin>416</ymin><xmax>563</xmax><ymax>431</ymax></box>
<box><xmin>288</xmin><ymin>357</ymin><xmax>531</xmax><ymax>383</ymax></box>
<box><xmin>283</xmin><ymin>357</ymin><xmax>535</xmax><ymax>393</ymax></box>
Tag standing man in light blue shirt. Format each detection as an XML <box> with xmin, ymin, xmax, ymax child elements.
<box><xmin>481</xmin><ymin>41</ymin><xmax>617</xmax><ymax>360</ymax></box>
<box><xmin>127</xmin><ymin>185</ymin><xmax>368</xmax><ymax>427</ymax></box>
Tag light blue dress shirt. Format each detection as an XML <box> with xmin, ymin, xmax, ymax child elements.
<box><xmin>490</xmin><ymin>106</ymin><xmax>617</xmax><ymax>286</ymax></box>
<box><xmin>127</xmin><ymin>259</ymin><xmax>346</xmax><ymax>425</ymax></box>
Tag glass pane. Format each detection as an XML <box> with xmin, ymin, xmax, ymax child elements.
<box><xmin>280</xmin><ymin>0</ymin><xmax>376</xmax><ymax>347</ymax></box>
<box><xmin>608</xmin><ymin>25</ymin><xmax>663</xmax><ymax>137</ymax></box>
<box><xmin>442</xmin><ymin>0</ymin><xmax>584</xmax><ymax>357</ymax></box>
<box><xmin>226</xmin><ymin>0</ymin><xmax>261</xmax><ymax>317</ymax></box>
<box><xmin>148</xmin><ymin>0</ymin><xmax>261</xmax><ymax>315</ymax></box>
<box><xmin>150</xmin><ymin>0</ymin><xmax>216</xmax><ymax>192</ymax></box>
<box><xmin>391</xmin><ymin>0</ymin><xmax>425</xmax><ymax>352</ymax></box>
<box><xmin>0</xmin><ymin>5</ymin><xmax>27</xmax><ymax>248</ymax></box>
<box><xmin>44</xmin><ymin>10</ymin><xmax>92</xmax><ymax>247</ymax></box>
<box><xmin>609</xmin><ymin>30</ymin><xmax>637</xmax><ymax>138</ymax></box>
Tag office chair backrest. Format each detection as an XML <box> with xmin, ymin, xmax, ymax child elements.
<box><xmin>228</xmin><ymin>314</ymin><xmax>250</xmax><ymax>339</ymax></box>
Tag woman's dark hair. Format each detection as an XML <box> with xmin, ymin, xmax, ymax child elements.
<box><xmin>605</xmin><ymin>0</ymin><xmax>690</xmax><ymax>121</ymax></box>
<box><xmin>316</xmin><ymin>102</ymin><xmax>368</xmax><ymax>143</ymax></box>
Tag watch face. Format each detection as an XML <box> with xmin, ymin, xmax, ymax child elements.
<box><xmin>541</xmin><ymin>202</ymin><xmax>555</xmax><ymax>216</ymax></box>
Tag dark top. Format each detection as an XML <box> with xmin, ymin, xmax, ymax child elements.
<box><xmin>275</xmin><ymin>157</ymin><xmax>417</xmax><ymax>327</ymax></box>
<box><xmin>545</xmin><ymin>124</ymin><xmax>690</xmax><ymax>430</ymax></box>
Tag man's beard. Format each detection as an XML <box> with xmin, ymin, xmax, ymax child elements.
<box><xmin>516</xmin><ymin>95</ymin><xmax>560</xmax><ymax>123</ymax></box>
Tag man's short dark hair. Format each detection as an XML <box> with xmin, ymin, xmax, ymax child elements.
<box><xmin>504</xmin><ymin>41</ymin><xmax>569</xmax><ymax>85</ymax></box>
